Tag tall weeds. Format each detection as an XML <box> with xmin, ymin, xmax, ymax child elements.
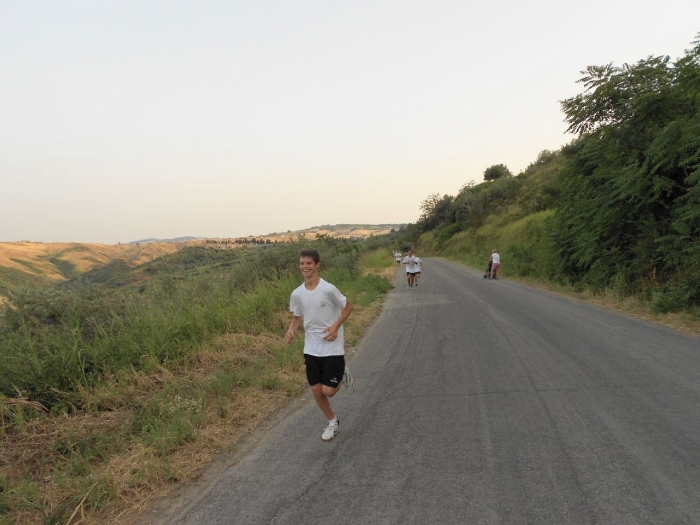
<box><xmin>0</xmin><ymin>238</ymin><xmax>394</xmax><ymax>524</ymax></box>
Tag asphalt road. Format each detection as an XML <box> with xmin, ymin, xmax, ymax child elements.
<box><xmin>161</xmin><ymin>258</ymin><xmax>700</xmax><ymax>525</ymax></box>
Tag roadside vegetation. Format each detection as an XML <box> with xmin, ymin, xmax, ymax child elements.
<box><xmin>400</xmin><ymin>36</ymin><xmax>700</xmax><ymax>326</ymax></box>
<box><xmin>0</xmin><ymin>236</ymin><xmax>396</xmax><ymax>525</ymax></box>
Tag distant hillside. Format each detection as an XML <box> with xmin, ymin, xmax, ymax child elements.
<box><xmin>125</xmin><ymin>225</ymin><xmax>404</xmax><ymax>245</ymax></box>
<box><xmin>259</xmin><ymin>223</ymin><xmax>403</xmax><ymax>242</ymax></box>
<box><xmin>127</xmin><ymin>236</ymin><xmax>201</xmax><ymax>245</ymax></box>
<box><xmin>0</xmin><ymin>242</ymin><xmax>184</xmax><ymax>297</ymax></box>
<box><xmin>0</xmin><ymin>225</ymin><xmax>401</xmax><ymax>298</ymax></box>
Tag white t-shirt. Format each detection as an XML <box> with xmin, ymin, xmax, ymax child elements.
<box><xmin>395</xmin><ymin>252</ymin><xmax>402</xmax><ymax>260</ymax></box>
<box><xmin>414</xmin><ymin>257</ymin><xmax>422</xmax><ymax>271</ymax></box>
<box><xmin>289</xmin><ymin>278</ymin><xmax>347</xmax><ymax>357</ymax></box>
<box><xmin>403</xmin><ymin>255</ymin><xmax>419</xmax><ymax>273</ymax></box>
<box><xmin>492</xmin><ymin>253</ymin><xmax>500</xmax><ymax>264</ymax></box>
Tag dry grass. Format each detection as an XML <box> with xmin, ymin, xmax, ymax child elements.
<box><xmin>0</xmin><ymin>299</ymin><xmax>386</xmax><ymax>525</ymax></box>
<box><xmin>0</xmin><ymin>242</ymin><xmax>183</xmax><ymax>283</ymax></box>
<box><xmin>1</xmin><ymin>333</ymin><xmax>305</xmax><ymax>525</ymax></box>
<box><xmin>513</xmin><ymin>276</ymin><xmax>700</xmax><ymax>338</ymax></box>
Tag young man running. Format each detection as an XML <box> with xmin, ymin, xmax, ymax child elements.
<box><xmin>403</xmin><ymin>249</ymin><xmax>419</xmax><ymax>289</ymax></box>
<box><xmin>285</xmin><ymin>248</ymin><xmax>355</xmax><ymax>441</ymax></box>
<box><xmin>413</xmin><ymin>252</ymin><xmax>422</xmax><ymax>286</ymax></box>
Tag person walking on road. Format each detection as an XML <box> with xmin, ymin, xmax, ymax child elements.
<box><xmin>403</xmin><ymin>249</ymin><xmax>419</xmax><ymax>289</ymax></box>
<box><xmin>285</xmin><ymin>248</ymin><xmax>355</xmax><ymax>441</ymax></box>
<box><xmin>394</xmin><ymin>251</ymin><xmax>402</xmax><ymax>266</ymax></box>
<box><xmin>490</xmin><ymin>249</ymin><xmax>501</xmax><ymax>279</ymax></box>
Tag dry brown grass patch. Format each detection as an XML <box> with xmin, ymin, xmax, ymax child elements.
<box><xmin>512</xmin><ymin>277</ymin><xmax>700</xmax><ymax>338</ymax></box>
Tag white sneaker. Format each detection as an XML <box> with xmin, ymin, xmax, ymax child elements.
<box><xmin>322</xmin><ymin>419</ymin><xmax>339</xmax><ymax>441</ymax></box>
<box><xmin>343</xmin><ymin>367</ymin><xmax>355</xmax><ymax>394</ymax></box>
<box><xmin>407</xmin><ymin>285</ymin><xmax>410</xmax><ymax>289</ymax></box>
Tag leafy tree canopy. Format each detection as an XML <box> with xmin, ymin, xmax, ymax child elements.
<box><xmin>553</xmin><ymin>35</ymin><xmax>700</xmax><ymax>302</ymax></box>
<box><xmin>483</xmin><ymin>164</ymin><xmax>513</xmax><ymax>181</ymax></box>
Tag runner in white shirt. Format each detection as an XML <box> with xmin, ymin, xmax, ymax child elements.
<box><xmin>285</xmin><ymin>248</ymin><xmax>355</xmax><ymax>441</ymax></box>
<box><xmin>403</xmin><ymin>249</ymin><xmax>419</xmax><ymax>289</ymax></box>
<box><xmin>394</xmin><ymin>251</ymin><xmax>402</xmax><ymax>266</ymax></box>
<box><xmin>413</xmin><ymin>253</ymin><xmax>422</xmax><ymax>286</ymax></box>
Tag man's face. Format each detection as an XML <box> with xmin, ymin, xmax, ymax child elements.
<box><xmin>299</xmin><ymin>256</ymin><xmax>320</xmax><ymax>278</ymax></box>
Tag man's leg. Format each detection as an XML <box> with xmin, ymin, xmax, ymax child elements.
<box><xmin>318</xmin><ymin>356</ymin><xmax>345</xmax><ymax>441</ymax></box>
<box><xmin>311</xmin><ymin>383</ymin><xmax>339</xmax><ymax>420</ymax></box>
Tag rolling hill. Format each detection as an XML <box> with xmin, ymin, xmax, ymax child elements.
<box><xmin>0</xmin><ymin>224</ymin><xmax>403</xmax><ymax>298</ymax></box>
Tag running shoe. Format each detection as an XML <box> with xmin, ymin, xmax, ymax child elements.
<box><xmin>322</xmin><ymin>419</ymin><xmax>339</xmax><ymax>441</ymax></box>
<box><xmin>343</xmin><ymin>367</ymin><xmax>355</xmax><ymax>394</ymax></box>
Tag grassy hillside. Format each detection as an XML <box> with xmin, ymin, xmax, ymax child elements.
<box><xmin>0</xmin><ymin>225</ymin><xmax>403</xmax><ymax>298</ymax></box>
<box><xmin>404</xmin><ymin>37</ymin><xmax>700</xmax><ymax>316</ymax></box>
<box><xmin>0</xmin><ymin>242</ymin><xmax>183</xmax><ymax>297</ymax></box>
<box><xmin>422</xmin><ymin>210</ymin><xmax>558</xmax><ymax>279</ymax></box>
<box><xmin>0</xmin><ymin>235</ymin><xmax>397</xmax><ymax>525</ymax></box>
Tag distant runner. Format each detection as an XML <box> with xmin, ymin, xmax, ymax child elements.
<box><xmin>414</xmin><ymin>252</ymin><xmax>422</xmax><ymax>286</ymax></box>
<box><xmin>403</xmin><ymin>249</ymin><xmax>419</xmax><ymax>289</ymax></box>
<box><xmin>285</xmin><ymin>249</ymin><xmax>355</xmax><ymax>441</ymax></box>
<box><xmin>394</xmin><ymin>251</ymin><xmax>402</xmax><ymax>266</ymax></box>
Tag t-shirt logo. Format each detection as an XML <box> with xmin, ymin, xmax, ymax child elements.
<box><xmin>319</xmin><ymin>300</ymin><xmax>330</xmax><ymax>308</ymax></box>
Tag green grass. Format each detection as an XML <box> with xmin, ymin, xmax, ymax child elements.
<box><xmin>0</xmin><ymin>266</ymin><xmax>48</xmax><ymax>296</ymax></box>
<box><xmin>358</xmin><ymin>248</ymin><xmax>396</xmax><ymax>273</ymax></box>
<box><xmin>47</xmin><ymin>257</ymin><xmax>79</xmax><ymax>280</ymax></box>
<box><xmin>0</xmin><ymin>236</ymin><xmax>394</xmax><ymax>524</ymax></box>
<box><xmin>425</xmin><ymin>210</ymin><xmax>558</xmax><ymax>280</ymax></box>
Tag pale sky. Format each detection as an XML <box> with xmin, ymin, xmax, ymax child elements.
<box><xmin>1</xmin><ymin>1</ymin><xmax>698</xmax><ymax>243</ymax></box>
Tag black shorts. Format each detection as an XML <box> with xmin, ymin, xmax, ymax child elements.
<box><xmin>304</xmin><ymin>354</ymin><xmax>345</xmax><ymax>387</ymax></box>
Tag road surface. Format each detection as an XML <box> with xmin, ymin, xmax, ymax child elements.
<box><xmin>152</xmin><ymin>258</ymin><xmax>700</xmax><ymax>525</ymax></box>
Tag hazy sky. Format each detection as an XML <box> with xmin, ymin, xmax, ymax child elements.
<box><xmin>2</xmin><ymin>1</ymin><xmax>698</xmax><ymax>243</ymax></box>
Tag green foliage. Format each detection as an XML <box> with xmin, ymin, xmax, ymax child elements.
<box><xmin>358</xmin><ymin>248</ymin><xmax>395</xmax><ymax>272</ymax></box>
<box><xmin>418</xmin><ymin>193</ymin><xmax>455</xmax><ymax>231</ymax></box>
<box><xmin>0</xmin><ymin>235</ymin><xmax>396</xmax><ymax>524</ymax></box>
<box><xmin>0</xmin><ymin>266</ymin><xmax>47</xmax><ymax>296</ymax></box>
<box><xmin>0</xmin><ymin>236</ymin><xmax>393</xmax><ymax>411</ymax></box>
<box><xmin>433</xmin><ymin>210</ymin><xmax>558</xmax><ymax>281</ymax></box>
<box><xmin>554</xmin><ymin>35</ymin><xmax>700</xmax><ymax>298</ymax></box>
<box><xmin>404</xmin><ymin>35</ymin><xmax>700</xmax><ymax>312</ymax></box>
<box><xmin>483</xmin><ymin>163</ymin><xmax>513</xmax><ymax>181</ymax></box>
<box><xmin>47</xmin><ymin>257</ymin><xmax>78</xmax><ymax>279</ymax></box>
<box><xmin>435</xmin><ymin>223</ymin><xmax>462</xmax><ymax>249</ymax></box>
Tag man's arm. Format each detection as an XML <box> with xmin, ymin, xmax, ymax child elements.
<box><xmin>285</xmin><ymin>315</ymin><xmax>303</xmax><ymax>344</ymax></box>
<box><xmin>323</xmin><ymin>300</ymin><xmax>354</xmax><ymax>341</ymax></box>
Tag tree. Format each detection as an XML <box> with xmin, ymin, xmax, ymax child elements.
<box><xmin>418</xmin><ymin>193</ymin><xmax>455</xmax><ymax>231</ymax></box>
<box><xmin>483</xmin><ymin>164</ymin><xmax>513</xmax><ymax>181</ymax></box>
<box><xmin>552</xmin><ymin>35</ymin><xmax>700</xmax><ymax>302</ymax></box>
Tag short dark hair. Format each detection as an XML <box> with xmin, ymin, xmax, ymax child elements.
<box><xmin>299</xmin><ymin>248</ymin><xmax>320</xmax><ymax>263</ymax></box>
